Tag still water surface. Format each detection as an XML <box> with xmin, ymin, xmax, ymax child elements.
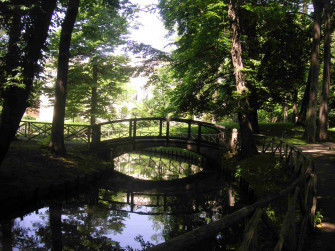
<box><xmin>0</xmin><ymin>150</ymin><xmax>249</xmax><ymax>250</ymax></box>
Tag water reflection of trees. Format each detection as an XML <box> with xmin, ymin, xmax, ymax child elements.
<box><xmin>2</xmin><ymin>187</ymin><xmax>129</xmax><ymax>250</ymax></box>
<box><xmin>114</xmin><ymin>152</ymin><xmax>202</xmax><ymax>180</ymax></box>
<box><xmin>1</xmin><ymin>151</ymin><xmax>250</xmax><ymax>250</ymax></box>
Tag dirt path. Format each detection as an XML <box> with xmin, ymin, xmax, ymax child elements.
<box><xmin>296</xmin><ymin>143</ymin><xmax>335</xmax><ymax>250</ymax></box>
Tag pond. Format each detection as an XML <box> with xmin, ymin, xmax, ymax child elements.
<box><xmin>0</xmin><ymin>149</ymin><xmax>251</xmax><ymax>250</ymax></box>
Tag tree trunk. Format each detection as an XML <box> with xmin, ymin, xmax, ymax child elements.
<box><xmin>291</xmin><ymin>89</ymin><xmax>298</xmax><ymax>123</ymax></box>
<box><xmin>283</xmin><ymin>95</ymin><xmax>288</xmax><ymax>122</ymax></box>
<box><xmin>50</xmin><ymin>202</ymin><xmax>63</xmax><ymax>251</ymax></box>
<box><xmin>0</xmin><ymin>1</ymin><xmax>57</xmax><ymax>166</ymax></box>
<box><xmin>49</xmin><ymin>0</ymin><xmax>80</xmax><ymax>155</ymax></box>
<box><xmin>1</xmin><ymin>220</ymin><xmax>13</xmax><ymax>251</ymax></box>
<box><xmin>228</xmin><ymin>0</ymin><xmax>258</xmax><ymax>158</ymax></box>
<box><xmin>296</xmin><ymin>0</ymin><xmax>310</xmax><ymax>126</ymax></box>
<box><xmin>249</xmin><ymin>108</ymin><xmax>259</xmax><ymax>134</ymax></box>
<box><xmin>297</xmin><ymin>68</ymin><xmax>311</xmax><ymax>126</ymax></box>
<box><xmin>318</xmin><ymin>0</ymin><xmax>331</xmax><ymax>141</ymax></box>
<box><xmin>3</xmin><ymin>14</ymin><xmax>22</xmax><ymax>85</ymax></box>
<box><xmin>305</xmin><ymin>0</ymin><xmax>322</xmax><ymax>143</ymax></box>
<box><xmin>91</xmin><ymin>61</ymin><xmax>98</xmax><ymax>125</ymax></box>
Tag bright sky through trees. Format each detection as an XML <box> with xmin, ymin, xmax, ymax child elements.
<box><xmin>129</xmin><ymin>0</ymin><xmax>173</xmax><ymax>52</ymax></box>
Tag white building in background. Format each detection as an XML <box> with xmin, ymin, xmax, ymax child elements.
<box><xmin>38</xmin><ymin>94</ymin><xmax>54</xmax><ymax>122</ymax></box>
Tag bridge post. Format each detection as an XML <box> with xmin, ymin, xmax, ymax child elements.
<box><xmin>27</xmin><ymin>121</ymin><xmax>31</xmax><ymax>139</ymax></box>
<box><xmin>188</xmin><ymin>121</ymin><xmax>191</xmax><ymax>139</ymax></box>
<box><xmin>133</xmin><ymin>118</ymin><xmax>137</xmax><ymax>138</ymax></box>
<box><xmin>91</xmin><ymin>124</ymin><xmax>101</xmax><ymax>144</ymax></box>
<box><xmin>197</xmin><ymin>123</ymin><xmax>202</xmax><ymax>152</ymax></box>
<box><xmin>159</xmin><ymin>119</ymin><xmax>163</xmax><ymax>137</ymax></box>
<box><xmin>129</xmin><ymin>120</ymin><xmax>132</xmax><ymax>138</ymax></box>
<box><xmin>133</xmin><ymin>119</ymin><xmax>137</xmax><ymax>150</ymax></box>
<box><xmin>197</xmin><ymin>123</ymin><xmax>202</xmax><ymax>142</ymax></box>
<box><xmin>24</xmin><ymin>121</ymin><xmax>28</xmax><ymax>138</ymax></box>
<box><xmin>87</xmin><ymin>126</ymin><xmax>91</xmax><ymax>143</ymax></box>
<box><xmin>166</xmin><ymin>119</ymin><xmax>170</xmax><ymax>145</ymax></box>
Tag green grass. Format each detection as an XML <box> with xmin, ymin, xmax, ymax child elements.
<box><xmin>258</xmin><ymin>122</ymin><xmax>308</xmax><ymax>145</ymax></box>
<box><xmin>258</xmin><ymin>122</ymin><xmax>335</xmax><ymax>144</ymax></box>
<box><xmin>218</xmin><ymin>121</ymin><xmax>239</xmax><ymax>129</ymax></box>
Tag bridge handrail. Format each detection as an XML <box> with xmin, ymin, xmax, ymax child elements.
<box><xmin>18</xmin><ymin>118</ymin><xmax>226</xmax><ymax>129</ymax></box>
<box><xmin>98</xmin><ymin>117</ymin><xmax>225</xmax><ymax>131</ymax></box>
<box><xmin>92</xmin><ymin>117</ymin><xmax>229</xmax><ymax>147</ymax></box>
<box><xmin>16</xmin><ymin>118</ymin><xmax>230</xmax><ymax>147</ymax></box>
<box><xmin>147</xmin><ymin>135</ymin><xmax>316</xmax><ymax>251</ymax></box>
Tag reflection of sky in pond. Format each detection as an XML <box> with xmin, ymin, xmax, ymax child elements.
<box><xmin>109</xmin><ymin>211</ymin><xmax>164</xmax><ymax>249</ymax></box>
<box><xmin>12</xmin><ymin>208</ymin><xmax>49</xmax><ymax>249</ymax></box>
<box><xmin>11</xmin><ymin>205</ymin><xmax>164</xmax><ymax>250</ymax></box>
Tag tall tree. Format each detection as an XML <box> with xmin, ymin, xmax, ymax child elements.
<box><xmin>49</xmin><ymin>0</ymin><xmax>80</xmax><ymax>155</ymax></box>
<box><xmin>305</xmin><ymin>0</ymin><xmax>322</xmax><ymax>143</ymax></box>
<box><xmin>0</xmin><ymin>0</ymin><xmax>57</xmax><ymax>165</ymax></box>
<box><xmin>50</xmin><ymin>202</ymin><xmax>63</xmax><ymax>251</ymax></box>
<box><xmin>69</xmin><ymin>0</ymin><xmax>132</xmax><ymax>123</ymax></box>
<box><xmin>297</xmin><ymin>67</ymin><xmax>311</xmax><ymax>125</ymax></box>
<box><xmin>318</xmin><ymin>0</ymin><xmax>331</xmax><ymax>141</ymax></box>
<box><xmin>65</xmin><ymin>55</ymin><xmax>131</xmax><ymax>123</ymax></box>
<box><xmin>228</xmin><ymin>0</ymin><xmax>258</xmax><ymax>158</ymax></box>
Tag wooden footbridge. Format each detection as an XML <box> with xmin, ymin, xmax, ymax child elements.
<box><xmin>17</xmin><ymin>118</ymin><xmax>238</xmax><ymax>160</ymax></box>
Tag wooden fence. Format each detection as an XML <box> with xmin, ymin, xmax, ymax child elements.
<box><xmin>16</xmin><ymin>120</ymin><xmax>92</xmax><ymax>143</ymax></box>
<box><xmin>147</xmin><ymin>135</ymin><xmax>317</xmax><ymax>251</ymax></box>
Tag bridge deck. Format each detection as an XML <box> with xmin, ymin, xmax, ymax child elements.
<box><xmin>297</xmin><ymin>143</ymin><xmax>335</xmax><ymax>250</ymax></box>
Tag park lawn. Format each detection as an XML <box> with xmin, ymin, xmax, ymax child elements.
<box><xmin>221</xmin><ymin>121</ymin><xmax>335</xmax><ymax>145</ymax></box>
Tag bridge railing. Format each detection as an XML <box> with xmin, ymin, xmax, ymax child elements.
<box><xmin>16</xmin><ymin>118</ymin><xmax>237</xmax><ymax>150</ymax></box>
<box><xmin>93</xmin><ymin>118</ymin><xmax>228</xmax><ymax>146</ymax></box>
<box><xmin>147</xmin><ymin>135</ymin><xmax>316</xmax><ymax>251</ymax></box>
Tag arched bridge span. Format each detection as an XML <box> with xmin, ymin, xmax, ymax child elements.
<box><xmin>89</xmin><ymin>118</ymin><xmax>238</xmax><ymax>161</ymax></box>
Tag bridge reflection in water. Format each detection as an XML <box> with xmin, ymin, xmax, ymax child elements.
<box><xmin>0</xmin><ymin>151</ymin><xmax>250</xmax><ymax>250</ymax></box>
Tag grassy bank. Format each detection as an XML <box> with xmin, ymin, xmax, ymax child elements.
<box><xmin>0</xmin><ymin>140</ymin><xmax>111</xmax><ymax>203</ymax></box>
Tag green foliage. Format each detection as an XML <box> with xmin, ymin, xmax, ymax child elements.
<box><xmin>66</xmin><ymin>55</ymin><xmax>132</xmax><ymax>122</ymax></box>
<box><xmin>45</xmin><ymin>0</ymin><xmax>135</xmax><ymax>123</ymax></box>
<box><xmin>38</xmin><ymin>136</ymin><xmax>51</xmax><ymax>149</ymax></box>
<box><xmin>23</xmin><ymin>115</ymin><xmax>36</xmax><ymax>121</ymax></box>
<box><xmin>141</xmin><ymin>66</ymin><xmax>177</xmax><ymax>117</ymax></box>
<box><xmin>157</xmin><ymin>0</ymin><xmax>311</xmax><ymax>121</ymax></box>
<box><xmin>314</xmin><ymin>210</ymin><xmax>323</xmax><ymax>227</ymax></box>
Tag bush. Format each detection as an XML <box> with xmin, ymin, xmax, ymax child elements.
<box><xmin>38</xmin><ymin>136</ymin><xmax>51</xmax><ymax>149</ymax></box>
<box><xmin>23</xmin><ymin>115</ymin><xmax>36</xmax><ymax>121</ymax></box>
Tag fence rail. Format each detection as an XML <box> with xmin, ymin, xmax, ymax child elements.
<box><xmin>16</xmin><ymin>121</ymin><xmax>92</xmax><ymax>143</ymax></box>
<box><xmin>147</xmin><ymin>135</ymin><xmax>317</xmax><ymax>251</ymax></box>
